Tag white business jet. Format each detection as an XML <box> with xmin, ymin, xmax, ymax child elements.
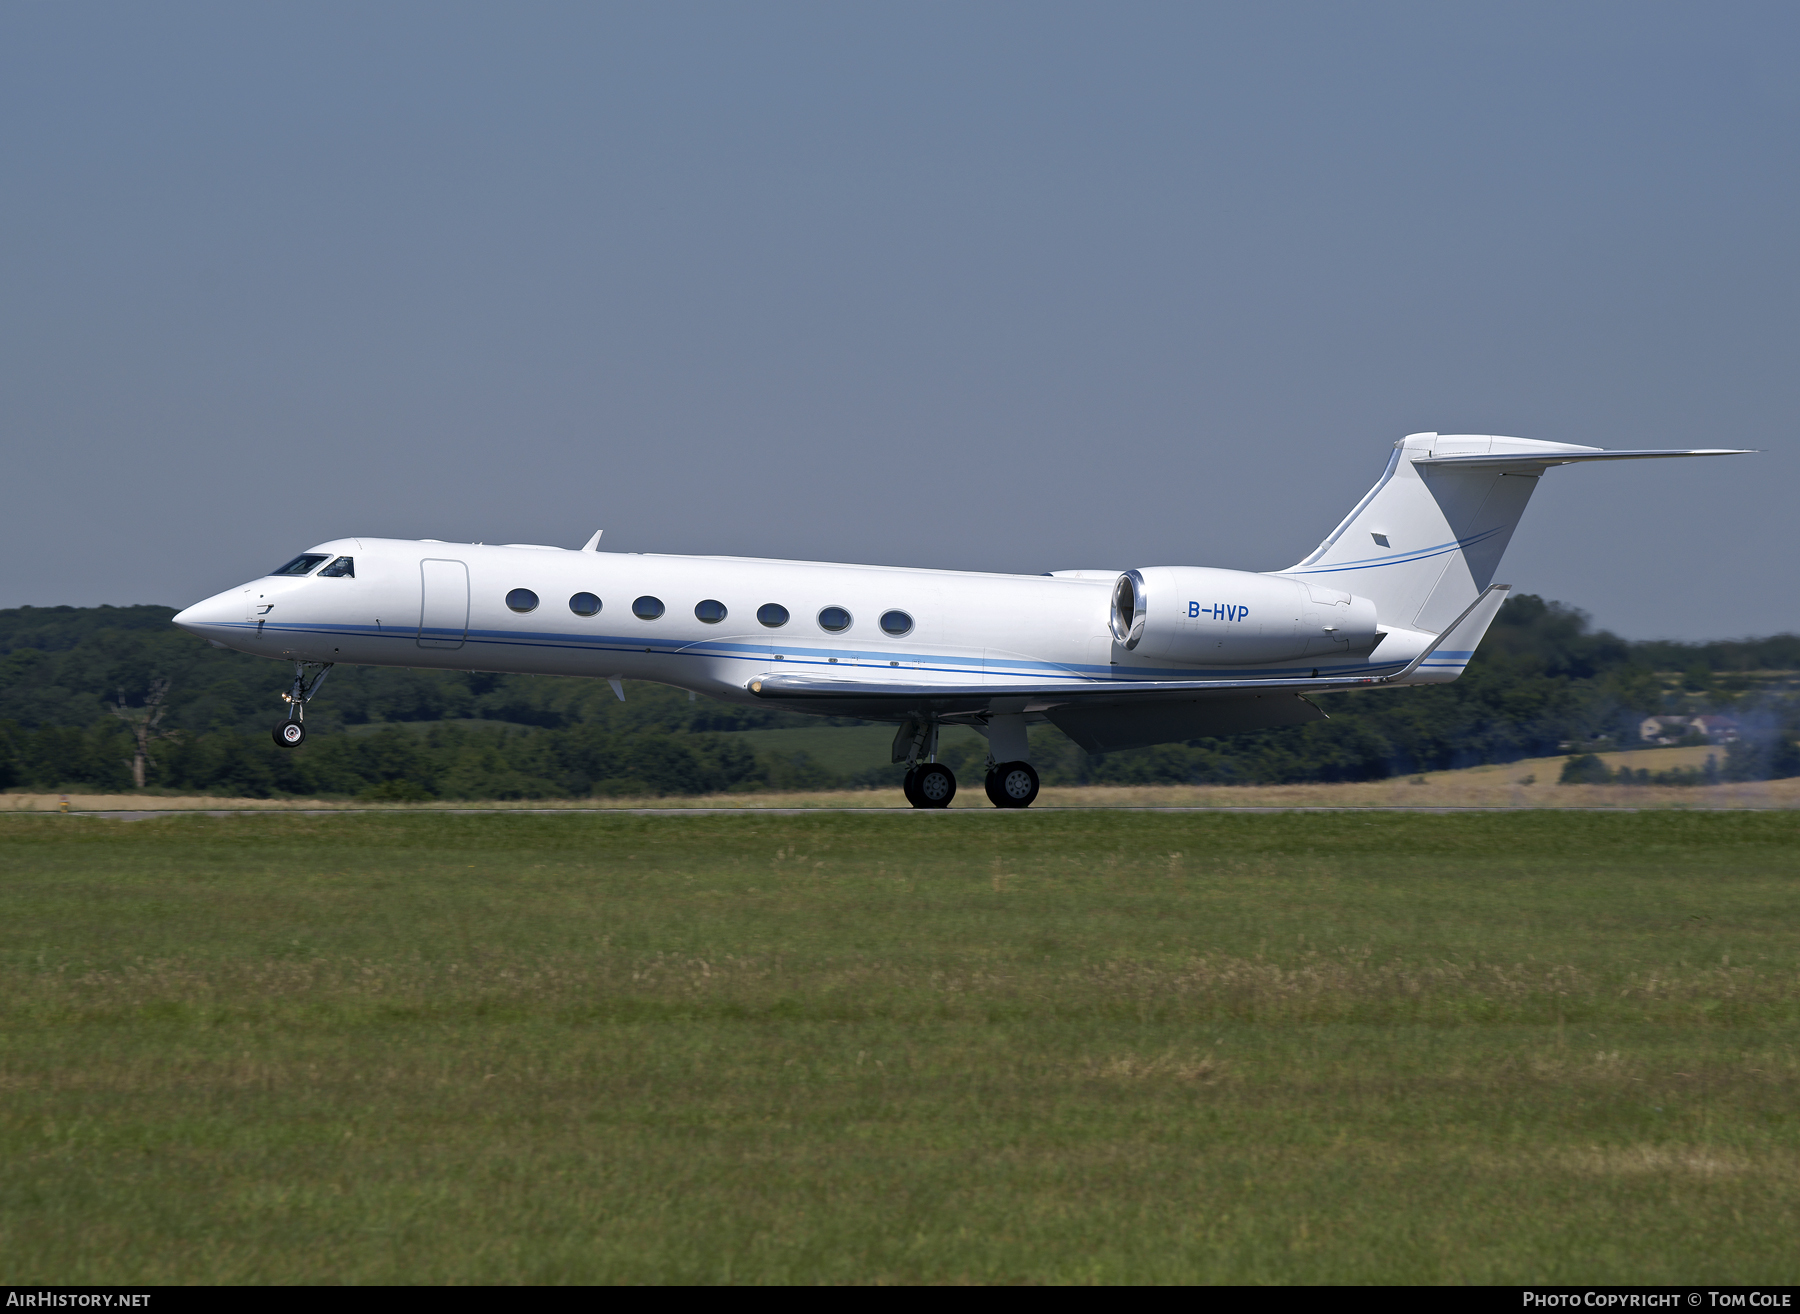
<box><xmin>173</xmin><ymin>434</ymin><xmax>1747</xmax><ymax>808</ymax></box>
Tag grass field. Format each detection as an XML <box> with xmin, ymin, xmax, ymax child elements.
<box><xmin>2</xmin><ymin>811</ymin><xmax>1797</xmax><ymax>1283</ymax></box>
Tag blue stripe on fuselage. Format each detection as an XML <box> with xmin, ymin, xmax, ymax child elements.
<box><xmin>202</xmin><ymin>619</ymin><xmax>1414</xmax><ymax>683</ymax></box>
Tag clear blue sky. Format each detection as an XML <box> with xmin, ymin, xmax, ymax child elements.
<box><xmin>3</xmin><ymin>2</ymin><xmax>1795</xmax><ymax>639</ymax></box>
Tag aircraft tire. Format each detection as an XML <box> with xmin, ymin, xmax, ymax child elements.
<box><xmin>985</xmin><ymin>761</ymin><xmax>1039</xmax><ymax>809</ymax></box>
<box><xmin>273</xmin><ymin>721</ymin><xmax>306</xmax><ymax>748</ymax></box>
<box><xmin>901</xmin><ymin>767</ymin><xmax>923</xmax><ymax>808</ymax></box>
<box><xmin>912</xmin><ymin>763</ymin><xmax>956</xmax><ymax>809</ymax></box>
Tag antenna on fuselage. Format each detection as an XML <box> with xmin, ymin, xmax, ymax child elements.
<box><xmin>579</xmin><ymin>529</ymin><xmax>603</xmax><ymax>551</ymax></box>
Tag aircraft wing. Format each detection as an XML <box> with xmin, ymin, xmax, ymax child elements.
<box><xmin>746</xmin><ymin>670</ymin><xmax>1345</xmax><ymax>746</ymax></box>
<box><xmin>753</xmin><ymin>669</ymin><xmax>1382</xmax><ymax>708</ymax></box>
<box><xmin>751</xmin><ymin>671</ymin><xmax>1352</xmax><ymax>749</ymax></box>
<box><xmin>749</xmin><ymin>585</ymin><xmax>1510</xmax><ymax>719</ymax></box>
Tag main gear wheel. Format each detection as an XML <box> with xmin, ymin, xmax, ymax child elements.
<box><xmin>984</xmin><ymin>760</ymin><xmax>1039</xmax><ymax>808</ymax></box>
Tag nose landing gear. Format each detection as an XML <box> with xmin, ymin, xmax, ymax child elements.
<box><xmin>895</xmin><ymin>718</ymin><xmax>956</xmax><ymax>808</ymax></box>
<box><xmin>272</xmin><ymin>662</ymin><xmax>333</xmax><ymax>749</ymax></box>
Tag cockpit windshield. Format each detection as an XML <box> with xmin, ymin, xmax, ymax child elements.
<box><xmin>318</xmin><ymin>556</ymin><xmax>354</xmax><ymax>578</ymax></box>
<box><xmin>271</xmin><ymin>554</ymin><xmax>329</xmax><ymax>576</ymax></box>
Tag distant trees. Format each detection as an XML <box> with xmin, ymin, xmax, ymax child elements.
<box><xmin>1723</xmin><ymin>734</ymin><xmax>1800</xmax><ymax>783</ymax></box>
<box><xmin>109</xmin><ymin>677</ymin><xmax>178</xmax><ymax>788</ymax></box>
<box><xmin>1559</xmin><ymin>753</ymin><xmax>1615</xmax><ymax>785</ymax></box>
<box><xmin>1</xmin><ymin>596</ymin><xmax>1797</xmax><ymax>797</ymax></box>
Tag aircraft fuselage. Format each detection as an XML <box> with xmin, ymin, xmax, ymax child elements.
<box><xmin>175</xmin><ymin>538</ymin><xmax>1422</xmax><ymax>711</ymax></box>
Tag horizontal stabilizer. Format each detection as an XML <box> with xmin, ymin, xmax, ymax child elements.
<box><xmin>1412</xmin><ymin>448</ymin><xmax>1753</xmax><ymax>470</ymax></box>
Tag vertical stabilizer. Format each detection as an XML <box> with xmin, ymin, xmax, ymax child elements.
<box><xmin>1277</xmin><ymin>434</ymin><xmax>1594</xmax><ymax>633</ymax></box>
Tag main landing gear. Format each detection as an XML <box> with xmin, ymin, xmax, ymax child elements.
<box><xmin>902</xmin><ymin>762</ymin><xmax>957</xmax><ymax>808</ymax></box>
<box><xmin>893</xmin><ymin>717</ymin><xmax>1042</xmax><ymax>809</ymax></box>
<box><xmin>984</xmin><ymin>760</ymin><xmax>1040</xmax><ymax>809</ymax></box>
<box><xmin>977</xmin><ymin>711</ymin><xmax>1040</xmax><ymax>808</ymax></box>
<box><xmin>895</xmin><ymin>719</ymin><xmax>955</xmax><ymax>808</ymax></box>
<box><xmin>902</xmin><ymin>759</ymin><xmax>1040</xmax><ymax>808</ymax></box>
<box><xmin>272</xmin><ymin>662</ymin><xmax>333</xmax><ymax>748</ymax></box>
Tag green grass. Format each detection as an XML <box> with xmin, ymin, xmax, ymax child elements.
<box><xmin>1</xmin><ymin>811</ymin><xmax>1796</xmax><ymax>1283</ymax></box>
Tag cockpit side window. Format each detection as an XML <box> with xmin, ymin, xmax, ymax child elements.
<box><xmin>271</xmin><ymin>554</ymin><xmax>329</xmax><ymax>576</ymax></box>
<box><xmin>318</xmin><ymin>557</ymin><xmax>355</xmax><ymax>578</ymax></box>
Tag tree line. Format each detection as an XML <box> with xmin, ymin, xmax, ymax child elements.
<box><xmin>1</xmin><ymin>595</ymin><xmax>1796</xmax><ymax>798</ymax></box>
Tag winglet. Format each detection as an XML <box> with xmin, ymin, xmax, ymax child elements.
<box><xmin>580</xmin><ymin>530</ymin><xmax>604</xmax><ymax>552</ymax></box>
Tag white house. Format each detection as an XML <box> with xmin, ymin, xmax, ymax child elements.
<box><xmin>1639</xmin><ymin>714</ymin><xmax>1739</xmax><ymax>744</ymax></box>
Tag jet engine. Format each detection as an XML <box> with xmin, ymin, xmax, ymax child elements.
<box><xmin>1111</xmin><ymin>567</ymin><xmax>1380</xmax><ymax>666</ymax></box>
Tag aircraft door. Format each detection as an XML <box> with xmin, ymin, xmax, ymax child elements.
<box><xmin>418</xmin><ymin>559</ymin><xmax>469</xmax><ymax>649</ymax></box>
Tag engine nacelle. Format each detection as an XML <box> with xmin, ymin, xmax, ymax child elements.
<box><xmin>1111</xmin><ymin>567</ymin><xmax>1380</xmax><ymax>666</ymax></box>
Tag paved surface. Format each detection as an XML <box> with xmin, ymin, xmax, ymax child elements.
<box><xmin>48</xmin><ymin>805</ymin><xmax>1726</xmax><ymax>821</ymax></box>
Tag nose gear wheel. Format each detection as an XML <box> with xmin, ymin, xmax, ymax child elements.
<box><xmin>272</xmin><ymin>661</ymin><xmax>332</xmax><ymax>749</ymax></box>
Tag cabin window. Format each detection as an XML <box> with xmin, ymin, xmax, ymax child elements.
<box><xmin>271</xmin><ymin>554</ymin><xmax>328</xmax><ymax>576</ymax></box>
<box><xmin>757</xmin><ymin>603</ymin><xmax>789</xmax><ymax>628</ymax></box>
<box><xmin>633</xmin><ymin>595</ymin><xmax>665</xmax><ymax>620</ymax></box>
<box><xmin>569</xmin><ymin>592</ymin><xmax>601</xmax><ymax>616</ymax></box>
<box><xmin>319</xmin><ymin>556</ymin><xmax>354</xmax><ymax>578</ymax></box>
<box><xmin>506</xmin><ymin>588</ymin><xmax>539</xmax><ymax>613</ymax></box>
<box><xmin>817</xmin><ymin>606</ymin><xmax>852</xmax><ymax>633</ymax></box>
<box><xmin>879</xmin><ymin>609</ymin><xmax>913</xmax><ymax>637</ymax></box>
<box><xmin>695</xmin><ymin>599</ymin><xmax>727</xmax><ymax>624</ymax></box>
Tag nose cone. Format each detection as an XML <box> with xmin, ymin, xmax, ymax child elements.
<box><xmin>173</xmin><ymin>588</ymin><xmax>246</xmax><ymax>646</ymax></box>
